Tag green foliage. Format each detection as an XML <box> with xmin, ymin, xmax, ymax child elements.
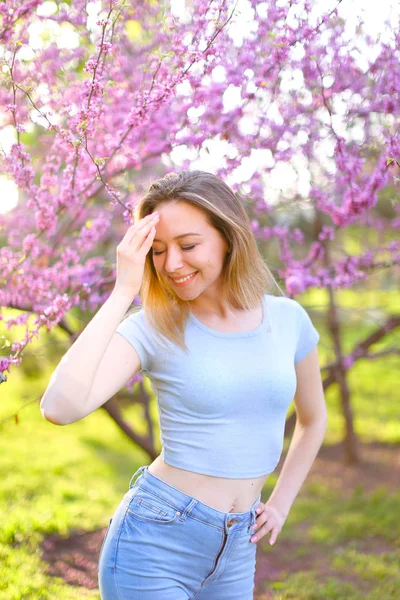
<box><xmin>302</xmin><ymin>287</ymin><xmax>400</xmax><ymax>445</ymax></box>
<box><xmin>0</xmin><ymin>380</ymin><xmax>147</xmax><ymax>598</ymax></box>
<box><xmin>1</xmin><ymin>289</ymin><xmax>399</xmax><ymax>596</ymax></box>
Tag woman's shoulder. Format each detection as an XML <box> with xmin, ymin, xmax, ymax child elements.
<box><xmin>264</xmin><ymin>293</ymin><xmax>318</xmax><ymax>334</ymax></box>
<box><xmin>118</xmin><ymin>305</ymin><xmax>159</xmax><ymax>337</ymax></box>
<box><xmin>264</xmin><ymin>293</ymin><xmax>299</xmax><ymax>312</ymax></box>
<box><xmin>121</xmin><ymin>305</ymin><xmax>146</xmax><ymax>324</ymax></box>
<box><xmin>121</xmin><ymin>304</ymin><xmax>179</xmax><ymax>348</ymax></box>
<box><xmin>264</xmin><ymin>293</ymin><xmax>310</xmax><ymax>324</ymax></box>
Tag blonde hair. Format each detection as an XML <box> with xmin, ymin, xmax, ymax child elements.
<box><xmin>133</xmin><ymin>170</ymin><xmax>283</xmax><ymax>352</ymax></box>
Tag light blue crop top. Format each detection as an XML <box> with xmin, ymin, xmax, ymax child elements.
<box><xmin>116</xmin><ymin>294</ymin><xmax>320</xmax><ymax>478</ymax></box>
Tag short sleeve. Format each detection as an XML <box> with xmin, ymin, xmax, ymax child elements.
<box><xmin>294</xmin><ymin>302</ymin><xmax>320</xmax><ymax>364</ymax></box>
<box><xmin>115</xmin><ymin>308</ymin><xmax>151</xmax><ymax>373</ymax></box>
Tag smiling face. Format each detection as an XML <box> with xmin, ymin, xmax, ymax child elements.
<box><xmin>151</xmin><ymin>200</ymin><xmax>229</xmax><ymax>303</ymax></box>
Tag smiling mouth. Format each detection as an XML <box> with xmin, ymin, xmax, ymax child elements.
<box><xmin>170</xmin><ymin>272</ymin><xmax>198</xmax><ymax>285</ymax></box>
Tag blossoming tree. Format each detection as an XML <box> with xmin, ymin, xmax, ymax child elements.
<box><xmin>1</xmin><ymin>0</ymin><xmax>399</xmax><ymax>463</ymax></box>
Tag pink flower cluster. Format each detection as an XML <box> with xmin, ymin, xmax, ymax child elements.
<box><xmin>0</xmin><ymin>0</ymin><xmax>399</xmax><ymax>379</ymax></box>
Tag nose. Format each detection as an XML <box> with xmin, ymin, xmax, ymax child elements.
<box><xmin>164</xmin><ymin>247</ymin><xmax>184</xmax><ymax>274</ymax></box>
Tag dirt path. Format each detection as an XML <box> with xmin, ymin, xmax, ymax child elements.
<box><xmin>40</xmin><ymin>441</ymin><xmax>400</xmax><ymax>596</ymax></box>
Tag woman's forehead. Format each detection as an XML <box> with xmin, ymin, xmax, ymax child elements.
<box><xmin>155</xmin><ymin>201</ymin><xmax>210</xmax><ymax>227</ymax></box>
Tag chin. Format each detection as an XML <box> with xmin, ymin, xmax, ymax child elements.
<box><xmin>175</xmin><ymin>289</ymin><xmax>201</xmax><ymax>301</ymax></box>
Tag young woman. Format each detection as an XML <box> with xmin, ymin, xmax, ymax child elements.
<box><xmin>40</xmin><ymin>171</ymin><xmax>327</xmax><ymax>599</ymax></box>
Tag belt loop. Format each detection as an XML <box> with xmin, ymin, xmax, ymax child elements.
<box><xmin>251</xmin><ymin>508</ymin><xmax>257</xmax><ymax>527</ymax></box>
<box><xmin>250</xmin><ymin>494</ymin><xmax>261</xmax><ymax>527</ymax></box>
<box><xmin>178</xmin><ymin>498</ymin><xmax>197</xmax><ymax>522</ymax></box>
<box><xmin>129</xmin><ymin>465</ymin><xmax>147</xmax><ymax>489</ymax></box>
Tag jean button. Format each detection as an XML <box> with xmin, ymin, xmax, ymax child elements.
<box><xmin>227</xmin><ymin>518</ymin><xmax>240</xmax><ymax>527</ymax></box>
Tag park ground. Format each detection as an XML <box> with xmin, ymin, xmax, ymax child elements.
<box><xmin>36</xmin><ymin>440</ymin><xmax>400</xmax><ymax>600</ymax></box>
<box><xmin>1</xmin><ymin>289</ymin><xmax>399</xmax><ymax>599</ymax></box>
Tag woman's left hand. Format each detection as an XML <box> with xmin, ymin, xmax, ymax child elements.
<box><xmin>250</xmin><ymin>501</ymin><xmax>287</xmax><ymax>546</ymax></box>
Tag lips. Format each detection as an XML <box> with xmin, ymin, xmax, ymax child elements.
<box><xmin>171</xmin><ymin>272</ymin><xmax>196</xmax><ymax>282</ymax></box>
<box><xmin>170</xmin><ymin>271</ymin><xmax>198</xmax><ymax>285</ymax></box>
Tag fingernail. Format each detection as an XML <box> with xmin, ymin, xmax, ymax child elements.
<box><xmin>251</xmin><ymin>536</ymin><xmax>257</xmax><ymax>542</ymax></box>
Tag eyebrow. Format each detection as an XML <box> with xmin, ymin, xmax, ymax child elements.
<box><xmin>153</xmin><ymin>233</ymin><xmax>203</xmax><ymax>242</ymax></box>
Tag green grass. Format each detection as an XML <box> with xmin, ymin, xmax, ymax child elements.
<box><xmin>0</xmin><ymin>545</ymin><xmax>97</xmax><ymax>600</ymax></box>
<box><xmin>0</xmin><ymin>288</ymin><xmax>399</xmax><ymax>599</ymax></box>
<box><xmin>0</xmin><ymin>398</ymin><xmax>149</xmax><ymax>599</ymax></box>
<box><xmin>256</xmin><ymin>482</ymin><xmax>400</xmax><ymax>599</ymax></box>
<box><xmin>260</xmin><ymin>547</ymin><xmax>400</xmax><ymax>600</ymax></box>
<box><xmin>0</xmin><ymin>357</ymin><xmax>151</xmax><ymax>599</ymax></box>
<box><xmin>268</xmin><ymin>573</ymin><xmax>363</xmax><ymax>600</ymax></box>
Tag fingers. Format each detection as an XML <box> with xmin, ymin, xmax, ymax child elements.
<box><xmin>256</xmin><ymin>503</ymin><xmax>264</xmax><ymax>514</ymax></box>
<box><xmin>136</xmin><ymin>211</ymin><xmax>159</xmax><ymax>230</ymax></box>
<box><xmin>251</xmin><ymin>511</ymin><xmax>282</xmax><ymax>545</ymax></box>
<box><xmin>139</xmin><ymin>223</ymin><xmax>157</xmax><ymax>255</ymax></box>
<box><xmin>268</xmin><ymin>525</ymin><xmax>279</xmax><ymax>546</ymax></box>
<box><xmin>134</xmin><ymin>212</ymin><xmax>159</xmax><ymax>235</ymax></box>
<box><xmin>124</xmin><ymin>212</ymin><xmax>159</xmax><ymax>247</ymax></box>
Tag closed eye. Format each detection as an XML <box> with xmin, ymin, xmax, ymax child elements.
<box><xmin>152</xmin><ymin>245</ymin><xmax>196</xmax><ymax>256</ymax></box>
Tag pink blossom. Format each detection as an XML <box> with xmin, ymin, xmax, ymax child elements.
<box><xmin>0</xmin><ymin>0</ymin><xmax>398</xmax><ymax>382</ymax></box>
<box><xmin>286</xmin><ymin>275</ymin><xmax>306</xmax><ymax>295</ymax></box>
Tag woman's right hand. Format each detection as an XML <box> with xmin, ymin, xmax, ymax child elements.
<box><xmin>114</xmin><ymin>211</ymin><xmax>160</xmax><ymax>298</ymax></box>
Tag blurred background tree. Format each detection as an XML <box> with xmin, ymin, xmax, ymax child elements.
<box><xmin>1</xmin><ymin>0</ymin><xmax>399</xmax><ymax>465</ymax></box>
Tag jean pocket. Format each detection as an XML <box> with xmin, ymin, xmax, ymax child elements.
<box><xmin>126</xmin><ymin>490</ymin><xmax>180</xmax><ymax>524</ymax></box>
<box><xmin>98</xmin><ymin>517</ymin><xmax>113</xmax><ymax>563</ymax></box>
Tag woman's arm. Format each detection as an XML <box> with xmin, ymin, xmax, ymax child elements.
<box><xmin>40</xmin><ymin>289</ymin><xmax>140</xmax><ymax>425</ymax></box>
<box><xmin>250</xmin><ymin>346</ymin><xmax>327</xmax><ymax>545</ymax></box>
<box><xmin>40</xmin><ymin>213</ymin><xmax>159</xmax><ymax>425</ymax></box>
<box><xmin>266</xmin><ymin>346</ymin><xmax>328</xmax><ymax>517</ymax></box>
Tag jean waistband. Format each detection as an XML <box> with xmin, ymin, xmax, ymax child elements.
<box><xmin>128</xmin><ymin>465</ymin><xmax>261</xmax><ymax>533</ymax></box>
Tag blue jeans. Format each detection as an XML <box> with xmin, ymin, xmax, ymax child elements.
<box><xmin>98</xmin><ymin>465</ymin><xmax>262</xmax><ymax>599</ymax></box>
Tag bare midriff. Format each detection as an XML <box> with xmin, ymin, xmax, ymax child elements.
<box><xmin>147</xmin><ymin>455</ymin><xmax>270</xmax><ymax>513</ymax></box>
<box><xmin>147</xmin><ymin>304</ymin><xmax>270</xmax><ymax>513</ymax></box>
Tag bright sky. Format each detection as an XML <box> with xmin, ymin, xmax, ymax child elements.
<box><xmin>1</xmin><ymin>0</ymin><xmax>399</xmax><ymax>214</ymax></box>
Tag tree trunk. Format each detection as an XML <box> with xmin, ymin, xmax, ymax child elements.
<box><xmin>326</xmin><ymin>283</ymin><xmax>359</xmax><ymax>464</ymax></box>
<box><xmin>285</xmin><ymin>312</ymin><xmax>400</xmax><ymax>445</ymax></box>
<box><xmin>101</xmin><ymin>384</ymin><xmax>159</xmax><ymax>461</ymax></box>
